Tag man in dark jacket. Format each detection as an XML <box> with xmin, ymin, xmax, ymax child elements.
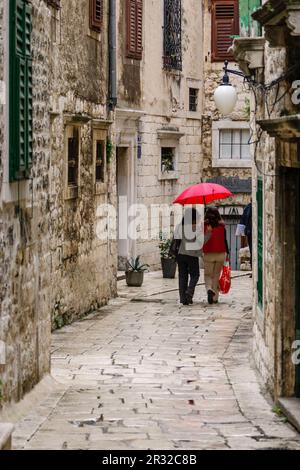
<box><xmin>238</xmin><ymin>202</ymin><xmax>252</xmax><ymax>267</ymax></box>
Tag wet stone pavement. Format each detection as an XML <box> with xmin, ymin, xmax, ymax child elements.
<box><xmin>12</xmin><ymin>272</ymin><xmax>300</xmax><ymax>450</ymax></box>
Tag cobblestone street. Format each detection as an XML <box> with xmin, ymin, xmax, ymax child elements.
<box><xmin>11</xmin><ymin>273</ymin><xmax>300</xmax><ymax>450</ymax></box>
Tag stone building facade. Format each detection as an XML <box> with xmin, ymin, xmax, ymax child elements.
<box><xmin>116</xmin><ymin>0</ymin><xmax>204</xmax><ymax>269</ymax></box>
<box><xmin>0</xmin><ymin>0</ymin><xmax>117</xmax><ymax>405</ymax></box>
<box><xmin>233</xmin><ymin>0</ymin><xmax>300</xmax><ymax>409</ymax></box>
<box><xmin>201</xmin><ymin>0</ymin><xmax>260</xmax><ymax>269</ymax></box>
<box><xmin>47</xmin><ymin>0</ymin><xmax>117</xmax><ymax>329</ymax></box>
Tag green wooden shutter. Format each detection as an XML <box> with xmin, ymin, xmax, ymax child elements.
<box><xmin>9</xmin><ymin>0</ymin><xmax>33</xmax><ymax>182</ymax></box>
<box><xmin>257</xmin><ymin>178</ymin><xmax>263</xmax><ymax>307</ymax></box>
<box><xmin>295</xmin><ymin>170</ymin><xmax>300</xmax><ymax>397</ymax></box>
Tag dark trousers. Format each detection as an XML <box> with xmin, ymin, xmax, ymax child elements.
<box><xmin>177</xmin><ymin>254</ymin><xmax>200</xmax><ymax>303</ymax></box>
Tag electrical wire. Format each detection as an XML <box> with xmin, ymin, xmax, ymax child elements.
<box><xmin>243</xmin><ymin>63</ymin><xmax>300</xmax><ymax>178</ymax></box>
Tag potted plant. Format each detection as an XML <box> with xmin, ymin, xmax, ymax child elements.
<box><xmin>159</xmin><ymin>232</ymin><xmax>177</xmax><ymax>279</ymax></box>
<box><xmin>125</xmin><ymin>256</ymin><xmax>149</xmax><ymax>287</ymax></box>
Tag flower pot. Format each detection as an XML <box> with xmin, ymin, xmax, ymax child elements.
<box><xmin>125</xmin><ymin>271</ymin><xmax>144</xmax><ymax>287</ymax></box>
<box><xmin>161</xmin><ymin>257</ymin><xmax>177</xmax><ymax>279</ymax></box>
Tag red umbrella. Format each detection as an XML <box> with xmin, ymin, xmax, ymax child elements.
<box><xmin>173</xmin><ymin>183</ymin><xmax>233</xmax><ymax>205</ymax></box>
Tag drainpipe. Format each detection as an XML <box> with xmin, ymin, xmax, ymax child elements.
<box><xmin>109</xmin><ymin>0</ymin><xmax>117</xmax><ymax>110</ymax></box>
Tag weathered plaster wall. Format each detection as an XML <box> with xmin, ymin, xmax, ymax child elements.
<box><xmin>117</xmin><ymin>0</ymin><xmax>142</xmax><ymax>108</ymax></box>
<box><xmin>117</xmin><ymin>0</ymin><xmax>204</xmax><ymax>268</ymax></box>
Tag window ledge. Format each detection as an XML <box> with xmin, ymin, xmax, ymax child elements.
<box><xmin>158</xmin><ymin>171</ymin><xmax>179</xmax><ymax>181</ymax></box>
<box><xmin>212</xmin><ymin>159</ymin><xmax>252</xmax><ymax>169</ymax></box>
<box><xmin>64</xmin><ymin>186</ymin><xmax>80</xmax><ymax>200</ymax></box>
<box><xmin>257</xmin><ymin>115</ymin><xmax>300</xmax><ymax>140</ymax></box>
<box><xmin>158</xmin><ymin>130</ymin><xmax>184</xmax><ymax>140</ymax></box>
<box><xmin>95</xmin><ymin>182</ymin><xmax>108</xmax><ymax>195</ymax></box>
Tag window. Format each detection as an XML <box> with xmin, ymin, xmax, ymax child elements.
<box><xmin>9</xmin><ymin>0</ymin><xmax>33</xmax><ymax>182</ymax></box>
<box><xmin>163</xmin><ymin>0</ymin><xmax>182</xmax><ymax>71</ymax></box>
<box><xmin>189</xmin><ymin>88</ymin><xmax>198</xmax><ymax>112</ymax></box>
<box><xmin>126</xmin><ymin>0</ymin><xmax>143</xmax><ymax>60</ymax></box>
<box><xmin>161</xmin><ymin>147</ymin><xmax>175</xmax><ymax>173</ymax></box>
<box><xmin>211</xmin><ymin>0</ymin><xmax>239</xmax><ymax>62</ymax></box>
<box><xmin>95</xmin><ymin>140</ymin><xmax>105</xmax><ymax>183</ymax></box>
<box><xmin>47</xmin><ymin>0</ymin><xmax>61</xmax><ymax>8</ymax></box>
<box><xmin>93</xmin><ymin>128</ymin><xmax>107</xmax><ymax>192</ymax></box>
<box><xmin>90</xmin><ymin>0</ymin><xmax>103</xmax><ymax>32</ymax></box>
<box><xmin>212</xmin><ymin>121</ymin><xmax>251</xmax><ymax>168</ymax></box>
<box><xmin>219</xmin><ymin>129</ymin><xmax>250</xmax><ymax>160</ymax></box>
<box><xmin>67</xmin><ymin>127</ymin><xmax>79</xmax><ymax>187</ymax></box>
<box><xmin>257</xmin><ymin>178</ymin><xmax>263</xmax><ymax>308</ymax></box>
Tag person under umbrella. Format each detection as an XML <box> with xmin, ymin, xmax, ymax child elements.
<box><xmin>203</xmin><ymin>207</ymin><xmax>230</xmax><ymax>305</ymax></box>
<box><xmin>173</xmin><ymin>208</ymin><xmax>212</xmax><ymax>305</ymax></box>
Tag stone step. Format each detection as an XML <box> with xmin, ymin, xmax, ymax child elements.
<box><xmin>278</xmin><ymin>398</ymin><xmax>300</xmax><ymax>433</ymax></box>
<box><xmin>0</xmin><ymin>423</ymin><xmax>14</xmax><ymax>450</ymax></box>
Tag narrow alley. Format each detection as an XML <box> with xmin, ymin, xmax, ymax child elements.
<box><xmin>10</xmin><ymin>274</ymin><xmax>300</xmax><ymax>450</ymax></box>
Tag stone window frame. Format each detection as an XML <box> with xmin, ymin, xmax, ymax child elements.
<box><xmin>189</xmin><ymin>88</ymin><xmax>199</xmax><ymax>112</ymax></box>
<box><xmin>186</xmin><ymin>78</ymin><xmax>202</xmax><ymax>120</ymax></box>
<box><xmin>64</xmin><ymin>124</ymin><xmax>82</xmax><ymax>200</ymax></box>
<box><xmin>158</xmin><ymin>131</ymin><xmax>184</xmax><ymax>181</ymax></box>
<box><xmin>212</xmin><ymin>120</ymin><xmax>252</xmax><ymax>168</ymax></box>
<box><xmin>93</xmin><ymin>127</ymin><xmax>108</xmax><ymax>195</ymax></box>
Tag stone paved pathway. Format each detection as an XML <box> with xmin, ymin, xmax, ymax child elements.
<box><xmin>11</xmin><ymin>272</ymin><xmax>300</xmax><ymax>449</ymax></box>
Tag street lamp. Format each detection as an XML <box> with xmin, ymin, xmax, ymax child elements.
<box><xmin>214</xmin><ymin>60</ymin><xmax>247</xmax><ymax>115</ymax></box>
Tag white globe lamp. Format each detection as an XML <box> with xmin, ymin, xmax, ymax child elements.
<box><xmin>214</xmin><ymin>83</ymin><xmax>237</xmax><ymax>115</ymax></box>
<box><xmin>214</xmin><ymin>60</ymin><xmax>238</xmax><ymax>115</ymax></box>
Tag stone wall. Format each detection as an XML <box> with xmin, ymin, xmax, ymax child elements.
<box><xmin>47</xmin><ymin>0</ymin><xmax>117</xmax><ymax>329</ymax></box>
<box><xmin>0</xmin><ymin>0</ymin><xmax>52</xmax><ymax>403</ymax></box>
<box><xmin>251</xmin><ymin>42</ymin><xmax>295</xmax><ymax>398</ymax></box>
<box><xmin>0</xmin><ymin>0</ymin><xmax>117</xmax><ymax>405</ymax></box>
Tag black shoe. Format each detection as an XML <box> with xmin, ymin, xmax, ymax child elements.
<box><xmin>186</xmin><ymin>294</ymin><xmax>193</xmax><ymax>305</ymax></box>
<box><xmin>207</xmin><ymin>290</ymin><xmax>214</xmax><ymax>305</ymax></box>
<box><xmin>181</xmin><ymin>300</ymin><xmax>189</xmax><ymax>306</ymax></box>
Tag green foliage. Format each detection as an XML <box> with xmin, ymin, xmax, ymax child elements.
<box><xmin>161</xmin><ymin>149</ymin><xmax>175</xmax><ymax>172</ymax></box>
<box><xmin>159</xmin><ymin>232</ymin><xmax>173</xmax><ymax>259</ymax></box>
<box><xmin>54</xmin><ymin>315</ymin><xmax>66</xmax><ymax>330</ymax></box>
<box><xmin>272</xmin><ymin>405</ymin><xmax>284</xmax><ymax>417</ymax></box>
<box><xmin>266</xmin><ymin>2</ymin><xmax>275</xmax><ymax>13</ymax></box>
<box><xmin>106</xmin><ymin>139</ymin><xmax>113</xmax><ymax>164</ymax></box>
<box><xmin>244</xmin><ymin>97</ymin><xmax>250</xmax><ymax>119</ymax></box>
<box><xmin>126</xmin><ymin>256</ymin><xmax>149</xmax><ymax>272</ymax></box>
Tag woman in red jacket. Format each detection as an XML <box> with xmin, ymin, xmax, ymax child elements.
<box><xmin>203</xmin><ymin>207</ymin><xmax>229</xmax><ymax>304</ymax></box>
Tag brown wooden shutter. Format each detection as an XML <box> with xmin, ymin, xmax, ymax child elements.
<box><xmin>211</xmin><ymin>0</ymin><xmax>239</xmax><ymax>62</ymax></box>
<box><xmin>126</xmin><ymin>0</ymin><xmax>143</xmax><ymax>60</ymax></box>
<box><xmin>90</xmin><ymin>0</ymin><xmax>103</xmax><ymax>32</ymax></box>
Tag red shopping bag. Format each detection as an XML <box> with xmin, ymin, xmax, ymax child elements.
<box><xmin>219</xmin><ymin>257</ymin><xmax>231</xmax><ymax>294</ymax></box>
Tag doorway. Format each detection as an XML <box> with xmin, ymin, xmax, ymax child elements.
<box><xmin>116</xmin><ymin>146</ymin><xmax>136</xmax><ymax>271</ymax></box>
<box><xmin>117</xmin><ymin>147</ymin><xmax>129</xmax><ymax>270</ymax></box>
<box><xmin>223</xmin><ymin>216</ymin><xmax>241</xmax><ymax>271</ymax></box>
